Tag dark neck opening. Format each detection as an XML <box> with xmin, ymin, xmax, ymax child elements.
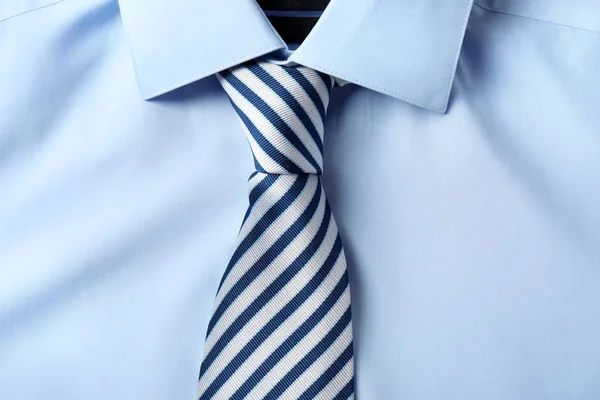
<box><xmin>257</xmin><ymin>0</ymin><xmax>331</xmax><ymax>45</ymax></box>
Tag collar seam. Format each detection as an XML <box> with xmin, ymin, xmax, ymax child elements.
<box><xmin>304</xmin><ymin>62</ymin><xmax>445</xmax><ymax>112</ymax></box>
<box><xmin>0</xmin><ymin>0</ymin><xmax>64</xmax><ymax>24</ymax></box>
<box><xmin>441</xmin><ymin>0</ymin><xmax>474</xmax><ymax>112</ymax></box>
<box><xmin>142</xmin><ymin>44</ymin><xmax>285</xmax><ymax>99</ymax></box>
<box><xmin>118</xmin><ymin>0</ymin><xmax>143</xmax><ymax>97</ymax></box>
<box><xmin>474</xmin><ymin>1</ymin><xmax>600</xmax><ymax>34</ymax></box>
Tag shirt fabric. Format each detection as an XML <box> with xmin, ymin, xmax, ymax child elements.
<box><xmin>1</xmin><ymin>0</ymin><xmax>600</xmax><ymax>399</ymax></box>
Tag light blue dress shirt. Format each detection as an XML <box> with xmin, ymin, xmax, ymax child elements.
<box><xmin>1</xmin><ymin>0</ymin><xmax>600</xmax><ymax>399</ymax></box>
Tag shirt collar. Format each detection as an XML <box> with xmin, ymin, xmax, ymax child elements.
<box><xmin>118</xmin><ymin>0</ymin><xmax>473</xmax><ymax>113</ymax></box>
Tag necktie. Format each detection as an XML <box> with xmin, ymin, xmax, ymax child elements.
<box><xmin>197</xmin><ymin>59</ymin><xmax>355</xmax><ymax>400</ymax></box>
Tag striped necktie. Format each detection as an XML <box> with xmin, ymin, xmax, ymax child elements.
<box><xmin>197</xmin><ymin>59</ymin><xmax>355</xmax><ymax>400</ymax></box>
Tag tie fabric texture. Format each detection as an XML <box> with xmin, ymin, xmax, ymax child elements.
<box><xmin>196</xmin><ymin>59</ymin><xmax>355</xmax><ymax>400</ymax></box>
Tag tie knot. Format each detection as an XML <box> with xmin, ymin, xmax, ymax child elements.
<box><xmin>218</xmin><ymin>60</ymin><xmax>334</xmax><ymax>175</ymax></box>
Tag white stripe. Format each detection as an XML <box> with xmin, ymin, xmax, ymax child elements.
<box><xmin>219</xmin><ymin>74</ymin><xmax>315</xmax><ymax>173</ymax></box>
<box><xmin>315</xmin><ymin>355</ymin><xmax>354</xmax><ymax>400</ymax></box>
<box><xmin>218</xmin><ymin>75</ymin><xmax>282</xmax><ymax>173</ymax></box>
<box><xmin>298</xmin><ymin>67</ymin><xmax>330</xmax><ymax>110</ymax></box>
<box><xmin>232</xmin><ymin>67</ymin><xmax>323</xmax><ymax>172</ymax></box>
<box><xmin>207</xmin><ymin>176</ymin><xmax>319</xmax><ymax>345</ymax></box>
<box><xmin>242</xmin><ymin>123</ymin><xmax>282</xmax><ymax>173</ymax></box>
<box><xmin>247</xmin><ymin>172</ymin><xmax>266</xmax><ymax>192</ymax></box>
<box><xmin>206</xmin><ymin>182</ymin><xmax>326</xmax><ymax>356</ymax></box>
<box><xmin>260</xmin><ymin>63</ymin><xmax>325</xmax><ymax>141</ymax></box>
<box><xmin>244</xmin><ymin>281</ymin><xmax>350</xmax><ymax>400</ymax></box>
<box><xmin>195</xmin><ymin>382</ymin><xmax>202</xmax><ymax>400</ymax></box>
<box><xmin>235</xmin><ymin>174</ymin><xmax>293</xmax><ymax>249</ymax></box>
<box><xmin>208</xmin><ymin>216</ymin><xmax>342</xmax><ymax>399</ymax></box>
<box><xmin>280</xmin><ymin>320</ymin><xmax>353</xmax><ymax>399</ymax></box>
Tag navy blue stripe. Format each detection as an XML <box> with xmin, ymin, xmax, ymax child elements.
<box><xmin>264</xmin><ymin>306</ymin><xmax>352</xmax><ymax>399</ymax></box>
<box><xmin>229</xmin><ymin>100</ymin><xmax>303</xmax><ymax>174</ymax></box>
<box><xmin>241</xmin><ymin>174</ymin><xmax>277</xmax><ymax>227</ymax></box>
<box><xmin>248</xmin><ymin>63</ymin><xmax>323</xmax><ymax>154</ymax></box>
<box><xmin>247</xmin><ymin>175</ymin><xmax>272</xmax><ymax>207</ymax></box>
<box><xmin>210</xmin><ymin>174</ymin><xmax>309</xmax><ymax>309</ymax></box>
<box><xmin>284</xmin><ymin>68</ymin><xmax>327</xmax><ymax>122</ymax></box>
<box><xmin>298</xmin><ymin>343</ymin><xmax>354</xmax><ymax>400</ymax></box>
<box><xmin>231</xmin><ymin>237</ymin><xmax>349</xmax><ymax>399</ymax></box>
<box><xmin>252</xmin><ymin>156</ymin><xmax>265</xmax><ymax>173</ymax></box>
<box><xmin>335</xmin><ymin>378</ymin><xmax>355</xmax><ymax>400</ymax></box>
<box><xmin>221</xmin><ymin>69</ymin><xmax>321</xmax><ymax>174</ymax></box>
<box><xmin>317</xmin><ymin>71</ymin><xmax>334</xmax><ymax>90</ymax></box>
<box><xmin>250</xmin><ymin>144</ymin><xmax>265</xmax><ymax>172</ymax></box>
<box><xmin>200</xmin><ymin>237</ymin><xmax>345</xmax><ymax>397</ymax></box>
<box><xmin>200</xmin><ymin>182</ymin><xmax>323</xmax><ymax>377</ymax></box>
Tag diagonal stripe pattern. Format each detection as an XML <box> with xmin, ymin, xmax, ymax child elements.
<box><xmin>197</xmin><ymin>59</ymin><xmax>355</xmax><ymax>400</ymax></box>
